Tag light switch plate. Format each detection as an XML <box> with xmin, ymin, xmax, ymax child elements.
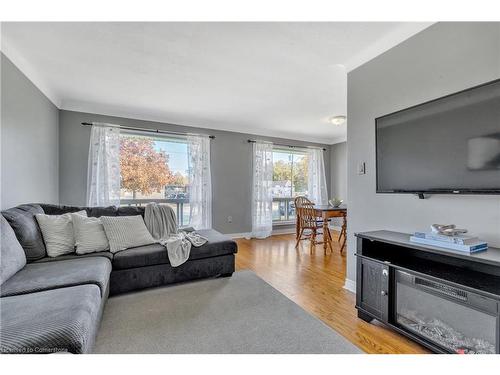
<box><xmin>357</xmin><ymin>162</ymin><xmax>366</xmax><ymax>175</ymax></box>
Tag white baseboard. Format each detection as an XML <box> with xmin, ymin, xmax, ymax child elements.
<box><xmin>272</xmin><ymin>227</ymin><xmax>296</xmax><ymax>235</ymax></box>
<box><xmin>228</xmin><ymin>226</ymin><xmax>342</xmax><ymax>240</ymax></box>
<box><xmin>226</xmin><ymin>228</ymin><xmax>295</xmax><ymax>239</ymax></box>
<box><xmin>226</xmin><ymin>232</ymin><xmax>251</xmax><ymax>239</ymax></box>
<box><xmin>343</xmin><ymin>278</ymin><xmax>356</xmax><ymax>294</ymax></box>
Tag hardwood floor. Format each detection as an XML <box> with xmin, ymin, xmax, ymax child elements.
<box><xmin>234</xmin><ymin>231</ymin><xmax>429</xmax><ymax>354</ymax></box>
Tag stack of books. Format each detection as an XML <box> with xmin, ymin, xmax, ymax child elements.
<box><xmin>410</xmin><ymin>232</ymin><xmax>488</xmax><ymax>253</ymax></box>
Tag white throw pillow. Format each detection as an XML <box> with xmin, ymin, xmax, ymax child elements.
<box><xmin>71</xmin><ymin>213</ymin><xmax>110</xmax><ymax>254</ymax></box>
<box><xmin>35</xmin><ymin>210</ymin><xmax>87</xmax><ymax>257</ymax></box>
<box><xmin>101</xmin><ymin>215</ymin><xmax>157</xmax><ymax>253</ymax></box>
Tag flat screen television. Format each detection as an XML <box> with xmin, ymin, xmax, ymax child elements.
<box><xmin>376</xmin><ymin>78</ymin><xmax>500</xmax><ymax>196</ymax></box>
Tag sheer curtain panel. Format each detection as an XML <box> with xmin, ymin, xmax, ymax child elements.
<box><xmin>307</xmin><ymin>148</ymin><xmax>328</xmax><ymax>205</ymax></box>
<box><xmin>250</xmin><ymin>141</ymin><xmax>274</xmax><ymax>239</ymax></box>
<box><xmin>187</xmin><ymin>135</ymin><xmax>212</xmax><ymax>230</ymax></box>
<box><xmin>87</xmin><ymin>123</ymin><xmax>121</xmax><ymax>207</ymax></box>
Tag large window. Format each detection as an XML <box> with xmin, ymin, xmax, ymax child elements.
<box><xmin>119</xmin><ymin>132</ymin><xmax>191</xmax><ymax>226</ymax></box>
<box><xmin>272</xmin><ymin>148</ymin><xmax>308</xmax><ymax>222</ymax></box>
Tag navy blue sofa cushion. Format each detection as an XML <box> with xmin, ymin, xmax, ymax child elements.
<box><xmin>1</xmin><ymin>204</ymin><xmax>46</xmax><ymax>262</ymax></box>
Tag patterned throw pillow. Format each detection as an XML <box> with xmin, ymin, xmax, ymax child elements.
<box><xmin>101</xmin><ymin>215</ymin><xmax>157</xmax><ymax>253</ymax></box>
<box><xmin>35</xmin><ymin>211</ymin><xmax>87</xmax><ymax>257</ymax></box>
<box><xmin>71</xmin><ymin>213</ymin><xmax>110</xmax><ymax>255</ymax></box>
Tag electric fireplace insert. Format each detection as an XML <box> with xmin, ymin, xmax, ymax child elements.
<box><xmin>355</xmin><ymin>230</ymin><xmax>500</xmax><ymax>354</ymax></box>
<box><xmin>395</xmin><ymin>270</ymin><xmax>497</xmax><ymax>354</ymax></box>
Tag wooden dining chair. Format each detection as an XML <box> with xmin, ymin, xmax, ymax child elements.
<box><xmin>294</xmin><ymin>196</ymin><xmax>312</xmax><ymax>239</ymax></box>
<box><xmin>294</xmin><ymin>198</ymin><xmax>325</xmax><ymax>252</ymax></box>
<box><xmin>296</xmin><ymin>197</ymin><xmax>333</xmax><ymax>240</ymax></box>
<box><xmin>294</xmin><ymin>196</ymin><xmax>312</xmax><ymax>209</ymax></box>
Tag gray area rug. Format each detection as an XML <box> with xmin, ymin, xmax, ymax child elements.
<box><xmin>94</xmin><ymin>270</ymin><xmax>362</xmax><ymax>353</ymax></box>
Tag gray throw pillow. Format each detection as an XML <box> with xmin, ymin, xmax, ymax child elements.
<box><xmin>71</xmin><ymin>213</ymin><xmax>110</xmax><ymax>254</ymax></box>
<box><xmin>35</xmin><ymin>211</ymin><xmax>87</xmax><ymax>257</ymax></box>
<box><xmin>1</xmin><ymin>204</ymin><xmax>46</xmax><ymax>261</ymax></box>
<box><xmin>1</xmin><ymin>215</ymin><xmax>27</xmax><ymax>285</ymax></box>
<box><xmin>101</xmin><ymin>215</ymin><xmax>157</xmax><ymax>253</ymax></box>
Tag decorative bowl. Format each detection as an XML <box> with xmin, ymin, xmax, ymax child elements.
<box><xmin>329</xmin><ymin>198</ymin><xmax>343</xmax><ymax>208</ymax></box>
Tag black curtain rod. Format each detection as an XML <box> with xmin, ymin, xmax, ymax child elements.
<box><xmin>247</xmin><ymin>139</ymin><xmax>326</xmax><ymax>151</ymax></box>
<box><xmin>81</xmin><ymin>122</ymin><xmax>215</xmax><ymax>139</ymax></box>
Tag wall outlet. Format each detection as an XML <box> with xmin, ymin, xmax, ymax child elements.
<box><xmin>227</xmin><ymin>216</ymin><xmax>233</xmax><ymax>223</ymax></box>
<box><xmin>357</xmin><ymin>162</ymin><xmax>366</xmax><ymax>175</ymax></box>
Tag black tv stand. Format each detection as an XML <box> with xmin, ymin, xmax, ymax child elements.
<box><xmin>357</xmin><ymin>309</ymin><xmax>374</xmax><ymax>323</ymax></box>
<box><xmin>355</xmin><ymin>230</ymin><xmax>500</xmax><ymax>354</ymax></box>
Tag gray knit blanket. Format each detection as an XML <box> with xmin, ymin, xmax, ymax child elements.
<box><xmin>144</xmin><ymin>203</ymin><xmax>207</xmax><ymax>267</ymax></box>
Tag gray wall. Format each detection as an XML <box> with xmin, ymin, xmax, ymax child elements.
<box><xmin>59</xmin><ymin>110</ymin><xmax>331</xmax><ymax>234</ymax></box>
<box><xmin>330</xmin><ymin>141</ymin><xmax>347</xmax><ymax>201</ymax></box>
<box><xmin>346</xmin><ymin>22</ymin><xmax>500</xmax><ymax>285</ymax></box>
<box><xmin>1</xmin><ymin>53</ymin><xmax>59</xmax><ymax>209</ymax></box>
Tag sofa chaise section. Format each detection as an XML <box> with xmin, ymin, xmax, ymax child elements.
<box><xmin>110</xmin><ymin>253</ymin><xmax>236</xmax><ymax>295</ymax></box>
<box><xmin>0</xmin><ymin>211</ymin><xmax>110</xmax><ymax>354</ymax></box>
<box><xmin>112</xmin><ymin>229</ymin><xmax>237</xmax><ymax>269</ymax></box>
<box><xmin>109</xmin><ymin>228</ymin><xmax>237</xmax><ymax>294</ymax></box>
<box><xmin>0</xmin><ymin>285</ymin><xmax>106</xmax><ymax>354</ymax></box>
<box><xmin>0</xmin><ymin>257</ymin><xmax>111</xmax><ymax>297</ymax></box>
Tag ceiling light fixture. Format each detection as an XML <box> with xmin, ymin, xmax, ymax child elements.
<box><xmin>329</xmin><ymin>115</ymin><xmax>347</xmax><ymax>125</ymax></box>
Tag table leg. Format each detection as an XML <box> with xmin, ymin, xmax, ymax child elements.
<box><xmin>323</xmin><ymin>213</ymin><xmax>329</xmax><ymax>254</ymax></box>
<box><xmin>327</xmin><ymin>221</ymin><xmax>333</xmax><ymax>253</ymax></box>
<box><xmin>296</xmin><ymin>214</ymin><xmax>300</xmax><ymax>239</ymax></box>
<box><xmin>340</xmin><ymin>214</ymin><xmax>347</xmax><ymax>253</ymax></box>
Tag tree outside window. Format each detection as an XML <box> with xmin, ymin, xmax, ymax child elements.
<box><xmin>120</xmin><ymin>136</ymin><xmax>174</xmax><ymax>199</ymax></box>
<box><xmin>272</xmin><ymin>149</ymin><xmax>308</xmax><ymax>221</ymax></box>
<box><xmin>119</xmin><ymin>133</ymin><xmax>191</xmax><ymax>225</ymax></box>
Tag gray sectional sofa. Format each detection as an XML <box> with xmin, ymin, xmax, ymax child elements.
<box><xmin>0</xmin><ymin>203</ymin><xmax>237</xmax><ymax>354</ymax></box>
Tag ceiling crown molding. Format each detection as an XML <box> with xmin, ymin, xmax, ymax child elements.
<box><xmin>344</xmin><ymin>22</ymin><xmax>435</xmax><ymax>72</ymax></box>
<box><xmin>1</xmin><ymin>36</ymin><xmax>62</xmax><ymax>108</ymax></box>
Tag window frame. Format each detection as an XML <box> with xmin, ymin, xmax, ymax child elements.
<box><xmin>118</xmin><ymin>130</ymin><xmax>191</xmax><ymax>226</ymax></box>
<box><xmin>271</xmin><ymin>146</ymin><xmax>308</xmax><ymax>223</ymax></box>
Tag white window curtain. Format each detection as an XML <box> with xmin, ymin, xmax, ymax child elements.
<box><xmin>307</xmin><ymin>148</ymin><xmax>328</xmax><ymax>205</ymax></box>
<box><xmin>250</xmin><ymin>141</ymin><xmax>274</xmax><ymax>239</ymax></box>
<box><xmin>87</xmin><ymin>123</ymin><xmax>121</xmax><ymax>207</ymax></box>
<box><xmin>187</xmin><ymin>135</ymin><xmax>212</xmax><ymax>230</ymax></box>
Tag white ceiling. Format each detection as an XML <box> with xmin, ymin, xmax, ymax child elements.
<box><xmin>1</xmin><ymin>22</ymin><xmax>432</xmax><ymax>144</ymax></box>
